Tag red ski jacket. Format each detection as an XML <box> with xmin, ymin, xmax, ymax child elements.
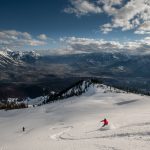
<box><xmin>101</xmin><ymin>119</ymin><xmax>108</xmax><ymax>125</ymax></box>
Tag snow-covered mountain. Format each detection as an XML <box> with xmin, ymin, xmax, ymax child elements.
<box><xmin>0</xmin><ymin>80</ymin><xmax>124</xmax><ymax>106</ymax></box>
<box><xmin>0</xmin><ymin>50</ymin><xmax>19</xmax><ymax>68</ymax></box>
<box><xmin>0</xmin><ymin>49</ymin><xmax>40</xmax><ymax>68</ymax></box>
<box><xmin>1</xmin><ymin>50</ymin><xmax>150</xmax><ymax>100</ymax></box>
<box><xmin>0</xmin><ymin>81</ymin><xmax>150</xmax><ymax>150</ymax></box>
<box><xmin>46</xmin><ymin>80</ymin><xmax>124</xmax><ymax>104</ymax></box>
<box><xmin>46</xmin><ymin>80</ymin><xmax>95</xmax><ymax>103</ymax></box>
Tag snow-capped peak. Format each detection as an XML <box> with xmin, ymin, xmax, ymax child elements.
<box><xmin>46</xmin><ymin>80</ymin><xmax>124</xmax><ymax>103</ymax></box>
<box><xmin>0</xmin><ymin>49</ymin><xmax>41</xmax><ymax>67</ymax></box>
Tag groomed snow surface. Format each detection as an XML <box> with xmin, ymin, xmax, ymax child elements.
<box><xmin>0</xmin><ymin>84</ymin><xmax>150</xmax><ymax>150</ymax></box>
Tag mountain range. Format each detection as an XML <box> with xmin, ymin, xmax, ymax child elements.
<box><xmin>0</xmin><ymin>49</ymin><xmax>150</xmax><ymax>100</ymax></box>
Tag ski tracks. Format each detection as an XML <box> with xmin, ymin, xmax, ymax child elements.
<box><xmin>50</xmin><ymin>126</ymin><xmax>73</xmax><ymax>141</ymax></box>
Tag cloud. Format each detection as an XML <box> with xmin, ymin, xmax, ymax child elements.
<box><xmin>65</xmin><ymin>0</ymin><xmax>150</xmax><ymax>34</ymax></box>
<box><xmin>60</xmin><ymin>37</ymin><xmax>123</xmax><ymax>54</ymax></box>
<box><xmin>134</xmin><ymin>21</ymin><xmax>150</xmax><ymax>34</ymax></box>
<box><xmin>59</xmin><ymin>36</ymin><xmax>150</xmax><ymax>55</ymax></box>
<box><xmin>101</xmin><ymin>0</ymin><xmax>150</xmax><ymax>34</ymax></box>
<box><xmin>0</xmin><ymin>30</ymin><xmax>47</xmax><ymax>49</ymax></box>
<box><xmin>100</xmin><ymin>0</ymin><xmax>150</xmax><ymax>33</ymax></box>
<box><xmin>144</xmin><ymin>36</ymin><xmax>150</xmax><ymax>41</ymax></box>
<box><xmin>37</xmin><ymin>34</ymin><xmax>48</xmax><ymax>40</ymax></box>
<box><xmin>64</xmin><ymin>0</ymin><xmax>102</xmax><ymax>17</ymax></box>
<box><xmin>100</xmin><ymin>23</ymin><xmax>113</xmax><ymax>34</ymax></box>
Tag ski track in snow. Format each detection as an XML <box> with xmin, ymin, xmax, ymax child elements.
<box><xmin>59</xmin><ymin>128</ymin><xmax>150</xmax><ymax>142</ymax></box>
<box><xmin>56</xmin><ymin>122</ymin><xmax>150</xmax><ymax>142</ymax></box>
<box><xmin>50</xmin><ymin>126</ymin><xmax>73</xmax><ymax>140</ymax></box>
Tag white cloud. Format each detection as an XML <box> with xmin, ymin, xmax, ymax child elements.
<box><xmin>100</xmin><ymin>0</ymin><xmax>150</xmax><ymax>34</ymax></box>
<box><xmin>0</xmin><ymin>30</ymin><xmax>47</xmax><ymax>49</ymax></box>
<box><xmin>37</xmin><ymin>34</ymin><xmax>48</xmax><ymax>40</ymax></box>
<box><xmin>59</xmin><ymin>36</ymin><xmax>150</xmax><ymax>55</ymax></box>
<box><xmin>135</xmin><ymin>21</ymin><xmax>150</xmax><ymax>34</ymax></box>
<box><xmin>100</xmin><ymin>23</ymin><xmax>113</xmax><ymax>34</ymax></box>
<box><xmin>144</xmin><ymin>36</ymin><xmax>150</xmax><ymax>41</ymax></box>
<box><xmin>65</xmin><ymin>0</ymin><xmax>150</xmax><ymax>34</ymax></box>
<box><xmin>60</xmin><ymin>37</ymin><xmax>123</xmax><ymax>54</ymax></box>
<box><xmin>98</xmin><ymin>0</ymin><xmax>123</xmax><ymax>15</ymax></box>
<box><xmin>64</xmin><ymin>0</ymin><xmax>102</xmax><ymax>17</ymax></box>
<box><xmin>140</xmin><ymin>36</ymin><xmax>150</xmax><ymax>44</ymax></box>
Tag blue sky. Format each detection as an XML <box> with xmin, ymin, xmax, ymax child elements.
<box><xmin>0</xmin><ymin>0</ymin><xmax>150</xmax><ymax>54</ymax></box>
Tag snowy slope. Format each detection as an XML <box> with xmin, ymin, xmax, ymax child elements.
<box><xmin>0</xmin><ymin>84</ymin><xmax>150</xmax><ymax>150</ymax></box>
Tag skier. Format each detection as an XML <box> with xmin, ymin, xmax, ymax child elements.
<box><xmin>22</xmin><ymin>126</ymin><xmax>25</xmax><ymax>132</ymax></box>
<box><xmin>101</xmin><ymin>118</ymin><xmax>109</xmax><ymax>127</ymax></box>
